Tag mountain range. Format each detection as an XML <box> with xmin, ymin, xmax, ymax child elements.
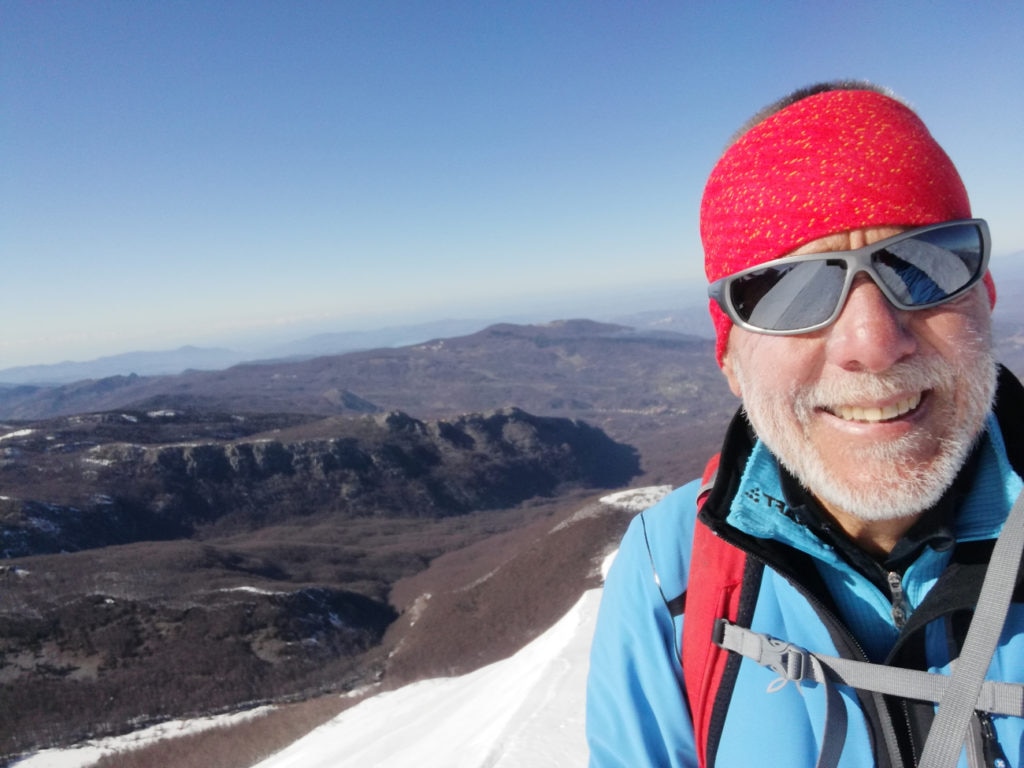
<box><xmin>0</xmin><ymin>299</ymin><xmax>716</xmax><ymax>387</ymax></box>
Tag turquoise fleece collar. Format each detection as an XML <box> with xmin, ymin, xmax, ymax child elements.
<box><xmin>726</xmin><ymin>414</ymin><xmax>1023</xmax><ymax>555</ymax></box>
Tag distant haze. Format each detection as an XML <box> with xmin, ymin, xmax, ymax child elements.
<box><xmin>0</xmin><ymin>281</ymin><xmax>715</xmax><ymax>385</ymax></box>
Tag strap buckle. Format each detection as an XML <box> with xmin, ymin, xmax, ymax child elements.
<box><xmin>713</xmin><ymin>618</ymin><xmax>810</xmax><ymax>682</ymax></box>
<box><xmin>762</xmin><ymin>635</ymin><xmax>809</xmax><ymax>682</ymax></box>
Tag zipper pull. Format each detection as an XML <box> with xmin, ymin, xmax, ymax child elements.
<box><xmin>978</xmin><ymin>712</ymin><xmax>1009</xmax><ymax>768</ymax></box>
<box><xmin>886</xmin><ymin>571</ymin><xmax>909</xmax><ymax>628</ymax></box>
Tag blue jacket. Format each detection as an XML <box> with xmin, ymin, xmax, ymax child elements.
<box><xmin>587</xmin><ymin>367</ymin><xmax>1024</xmax><ymax>767</ymax></box>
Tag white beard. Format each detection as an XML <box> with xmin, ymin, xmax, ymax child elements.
<box><xmin>732</xmin><ymin>346</ymin><xmax>997</xmax><ymax>522</ymax></box>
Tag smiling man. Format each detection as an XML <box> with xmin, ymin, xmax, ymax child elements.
<box><xmin>586</xmin><ymin>83</ymin><xmax>1024</xmax><ymax>767</ymax></box>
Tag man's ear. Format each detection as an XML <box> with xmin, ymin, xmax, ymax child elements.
<box><xmin>721</xmin><ymin>345</ymin><xmax>743</xmax><ymax>399</ymax></box>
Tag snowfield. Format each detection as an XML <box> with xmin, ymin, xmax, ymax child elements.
<box><xmin>253</xmin><ymin>586</ymin><xmax>603</xmax><ymax>768</ymax></box>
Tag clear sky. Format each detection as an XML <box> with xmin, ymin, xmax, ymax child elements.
<box><xmin>3</xmin><ymin>1</ymin><xmax>1023</xmax><ymax>369</ymax></box>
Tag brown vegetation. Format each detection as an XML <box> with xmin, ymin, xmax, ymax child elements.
<box><xmin>65</xmin><ymin>489</ymin><xmax>640</xmax><ymax>768</ymax></box>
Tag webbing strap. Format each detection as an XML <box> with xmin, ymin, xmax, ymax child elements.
<box><xmin>811</xmin><ymin>652</ymin><xmax>847</xmax><ymax>768</ymax></box>
<box><xmin>716</xmin><ymin>621</ymin><xmax>1024</xmax><ymax>718</ymax></box>
<box><xmin>714</xmin><ymin>488</ymin><xmax>1024</xmax><ymax>768</ymax></box>
<box><xmin>919</xmin><ymin>487</ymin><xmax>1024</xmax><ymax>767</ymax></box>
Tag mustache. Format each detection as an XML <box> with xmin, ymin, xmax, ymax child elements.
<box><xmin>794</xmin><ymin>357</ymin><xmax>953</xmax><ymax>416</ymax></box>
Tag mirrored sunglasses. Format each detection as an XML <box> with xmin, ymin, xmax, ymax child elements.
<box><xmin>708</xmin><ymin>219</ymin><xmax>990</xmax><ymax>335</ymax></box>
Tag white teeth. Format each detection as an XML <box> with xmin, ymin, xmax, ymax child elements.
<box><xmin>833</xmin><ymin>393</ymin><xmax>921</xmax><ymax>423</ymax></box>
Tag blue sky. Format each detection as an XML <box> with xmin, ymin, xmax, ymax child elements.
<box><xmin>3</xmin><ymin>1</ymin><xmax>1022</xmax><ymax>369</ymax></box>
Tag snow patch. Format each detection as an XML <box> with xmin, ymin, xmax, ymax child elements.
<box><xmin>12</xmin><ymin>706</ymin><xmax>275</xmax><ymax>768</ymax></box>
<box><xmin>599</xmin><ymin>485</ymin><xmax>673</xmax><ymax>512</ymax></box>
<box><xmin>220</xmin><ymin>586</ymin><xmax>286</xmax><ymax>596</ymax></box>
<box><xmin>600</xmin><ymin>550</ymin><xmax>618</xmax><ymax>581</ymax></box>
<box><xmin>407</xmin><ymin>592</ymin><xmax>431</xmax><ymax>627</ymax></box>
<box><xmin>550</xmin><ymin>485</ymin><xmax>671</xmax><ymax>534</ymax></box>
<box><xmin>0</xmin><ymin>429</ymin><xmax>34</xmax><ymax>442</ymax></box>
<box><xmin>459</xmin><ymin>567</ymin><xmax>501</xmax><ymax>591</ymax></box>
<box><xmin>81</xmin><ymin>456</ymin><xmax>114</xmax><ymax>467</ymax></box>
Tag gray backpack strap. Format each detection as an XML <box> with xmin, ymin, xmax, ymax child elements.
<box><xmin>919</xmin><ymin>486</ymin><xmax>1024</xmax><ymax>767</ymax></box>
<box><xmin>716</xmin><ymin>621</ymin><xmax>1024</xmax><ymax>717</ymax></box>
<box><xmin>714</xmin><ymin>487</ymin><xmax>1024</xmax><ymax>768</ymax></box>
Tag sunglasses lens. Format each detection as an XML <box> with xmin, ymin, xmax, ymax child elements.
<box><xmin>725</xmin><ymin>222</ymin><xmax>986</xmax><ymax>332</ymax></box>
<box><xmin>872</xmin><ymin>223</ymin><xmax>985</xmax><ymax>306</ymax></box>
<box><xmin>728</xmin><ymin>259</ymin><xmax>847</xmax><ymax>331</ymax></box>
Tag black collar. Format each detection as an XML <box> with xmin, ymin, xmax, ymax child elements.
<box><xmin>779</xmin><ymin>435</ymin><xmax>980</xmax><ymax>589</ymax></box>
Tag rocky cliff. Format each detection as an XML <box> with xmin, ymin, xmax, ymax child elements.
<box><xmin>0</xmin><ymin>405</ymin><xmax>639</xmax><ymax>758</ymax></box>
<box><xmin>1</xmin><ymin>407</ymin><xmax>638</xmax><ymax>558</ymax></box>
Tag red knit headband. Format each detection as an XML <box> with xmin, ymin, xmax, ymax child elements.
<box><xmin>700</xmin><ymin>88</ymin><xmax>993</xmax><ymax>366</ymax></box>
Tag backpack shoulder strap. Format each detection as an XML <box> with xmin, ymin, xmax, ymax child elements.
<box><xmin>682</xmin><ymin>453</ymin><xmax>750</xmax><ymax>768</ymax></box>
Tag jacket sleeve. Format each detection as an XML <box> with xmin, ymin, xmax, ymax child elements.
<box><xmin>585</xmin><ymin>483</ymin><xmax>701</xmax><ymax>768</ymax></box>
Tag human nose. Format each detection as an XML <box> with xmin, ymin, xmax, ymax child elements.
<box><xmin>824</xmin><ymin>276</ymin><xmax>917</xmax><ymax>372</ymax></box>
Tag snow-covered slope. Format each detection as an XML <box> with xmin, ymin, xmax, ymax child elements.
<box><xmin>254</xmin><ymin>587</ymin><xmax>602</xmax><ymax>768</ymax></box>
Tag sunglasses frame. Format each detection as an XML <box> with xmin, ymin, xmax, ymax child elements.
<box><xmin>708</xmin><ymin>219</ymin><xmax>991</xmax><ymax>335</ymax></box>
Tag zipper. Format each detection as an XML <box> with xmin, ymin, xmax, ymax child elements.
<box><xmin>977</xmin><ymin>712</ymin><xmax>1009</xmax><ymax>768</ymax></box>
<box><xmin>886</xmin><ymin>571</ymin><xmax>909</xmax><ymax>629</ymax></box>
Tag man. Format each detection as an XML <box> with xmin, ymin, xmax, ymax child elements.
<box><xmin>586</xmin><ymin>82</ymin><xmax>1024</xmax><ymax>767</ymax></box>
